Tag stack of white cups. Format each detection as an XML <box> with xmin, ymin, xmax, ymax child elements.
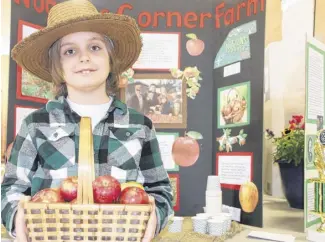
<box><xmin>207</xmin><ymin>218</ymin><xmax>224</xmax><ymax>236</ymax></box>
<box><xmin>205</xmin><ymin>176</ymin><xmax>222</xmax><ymax>216</ymax></box>
<box><xmin>191</xmin><ymin>216</ymin><xmax>208</xmax><ymax>234</ymax></box>
<box><xmin>168</xmin><ymin>217</ymin><xmax>184</xmax><ymax>233</ymax></box>
<box><xmin>209</xmin><ymin>213</ymin><xmax>232</xmax><ymax>234</ymax></box>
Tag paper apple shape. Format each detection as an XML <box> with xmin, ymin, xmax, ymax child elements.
<box><xmin>172</xmin><ymin>131</ymin><xmax>202</xmax><ymax>167</ymax></box>
<box><xmin>186</xmin><ymin>33</ymin><xmax>205</xmax><ymax>56</ymax></box>
<box><xmin>239</xmin><ymin>181</ymin><xmax>259</xmax><ymax>213</ymax></box>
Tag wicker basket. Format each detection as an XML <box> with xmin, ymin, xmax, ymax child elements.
<box><xmin>22</xmin><ymin>117</ymin><xmax>152</xmax><ymax>242</ymax></box>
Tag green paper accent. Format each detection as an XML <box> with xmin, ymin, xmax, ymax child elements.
<box><xmin>186</xmin><ymin>131</ymin><xmax>203</xmax><ymax>140</ymax></box>
<box><xmin>186</xmin><ymin>33</ymin><xmax>197</xmax><ymax>39</ymax></box>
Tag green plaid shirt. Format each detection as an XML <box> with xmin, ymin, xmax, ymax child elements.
<box><xmin>1</xmin><ymin>96</ymin><xmax>174</xmax><ymax>236</ymax></box>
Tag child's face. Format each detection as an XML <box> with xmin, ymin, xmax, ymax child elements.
<box><xmin>60</xmin><ymin>32</ymin><xmax>110</xmax><ymax>93</ymax></box>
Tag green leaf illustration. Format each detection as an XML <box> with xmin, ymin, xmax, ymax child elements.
<box><xmin>186</xmin><ymin>33</ymin><xmax>198</xmax><ymax>39</ymax></box>
<box><xmin>186</xmin><ymin>131</ymin><xmax>203</xmax><ymax>140</ymax></box>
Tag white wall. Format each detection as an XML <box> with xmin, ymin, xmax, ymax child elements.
<box><xmin>264</xmin><ymin>0</ymin><xmax>314</xmax><ymax>197</ymax></box>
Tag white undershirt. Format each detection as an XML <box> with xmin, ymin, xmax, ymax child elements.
<box><xmin>67</xmin><ymin>97</ymin><xmax>112</xmax><ymax>130</ymax></box>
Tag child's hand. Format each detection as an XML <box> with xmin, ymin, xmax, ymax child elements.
<box><xmin>142</xmin><ymin>196</ymin><xmax>157</xmax><ymax>242</ymax></box>
<box><xmin>15</xmin><ymin>199</ymin><xmax>29</xmax><ymax>242</ymax></box>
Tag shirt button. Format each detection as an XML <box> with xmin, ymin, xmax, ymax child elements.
<box><xmin>126</xmin><ymin>132</ymin><xmax>131</xmax><ymax>137</ymax></box>
<box><xmin>53</xmin><ymin>132</ymin><xmax>58</xmax><ymax>138</ymax></box>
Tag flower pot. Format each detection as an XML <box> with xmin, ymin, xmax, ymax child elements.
<box><xmin>277</xmin><ymin>160</ymin><xmax>304</xmax><ymax>209</ymax></box>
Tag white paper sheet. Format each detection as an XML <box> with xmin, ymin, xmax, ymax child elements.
<box><xmin>307</xmin><ymin>47</ymin><xmax>324</xmax><ymax>120</ymax></box>
<box><xmin>248</xmin><ymin>231</ymin><xmax>295</xmax><ymax>242</ymax></box>
<box><xmin>224</xmin><ymin>62</ymin><xmax>241</xmax><ymax>77</ymax></box>
<box><xmin>307</xmin><ymin>182</ymin><xmax>320</xmax><ymax>223</ymax></box>
<box><xmin>133</xmin><ymin>33</ymin><xmax>180</xmax><ymax>70</ymax></box>
<box><xmin>218</xmin><ymin>155</ymin><xmax>251</xmax><ymax>185</ymax></box>
<box><xmin>15</xmin><ymin>107</ymin><xmax>37</xmax><ymax>135</ymax></box>
<box><xmin>157</xmin><ymin>133</ymin><xmax>178</xmax><ymax>170</ymax></box>
<box><xmin>23</xmin><ymin>25</ymin><xmax>38</xmax><ymax>38</ymax></box>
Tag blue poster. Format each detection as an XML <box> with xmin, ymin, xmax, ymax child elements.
<box><xmin>214</xmin><ymin>20</ymin><xmax>257</xmax><ymax>69</ymax></box>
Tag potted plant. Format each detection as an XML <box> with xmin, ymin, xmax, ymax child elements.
<box><xmin>265</xmin><ymin>115</ymin><xmax>305</xmax><ymax>209</ymax></box>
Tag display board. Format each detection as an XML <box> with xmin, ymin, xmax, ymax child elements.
<box><xmin>5</xmin><ymin>0</ymin><xmax>266</xmax><ymax>227</ymax></box>
<box><xmin>304</xmin><ymin>36</ymin><xmax>325</xmax><ymax>238</ymax></box>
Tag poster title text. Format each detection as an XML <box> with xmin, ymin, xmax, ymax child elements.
<box><xmin>14</xmin><ymin>0</ymin><xmax>265</xmax><ymax>29</ymax></box>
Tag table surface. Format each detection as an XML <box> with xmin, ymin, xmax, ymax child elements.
<box><xmin>2</xmin><ymin>219</ymin><xmax>309</xmax><ymax>242</ymax></box>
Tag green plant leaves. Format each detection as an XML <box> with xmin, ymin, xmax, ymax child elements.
<box><xmin>272</xmin><ymin>129</ymin><xmax>304</xmax><ymax>166</ymax></box>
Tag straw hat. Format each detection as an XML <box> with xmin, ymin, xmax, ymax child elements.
<box><xmin>11</xmin><ymin>0</ymin><xmax>142</xmax><ymax>82</ymax></box>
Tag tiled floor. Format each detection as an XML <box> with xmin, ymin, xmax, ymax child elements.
<box><xmin>227</xmin><ymin>195</ymin><xmax>307</xmax><ymax>241</ymax></box>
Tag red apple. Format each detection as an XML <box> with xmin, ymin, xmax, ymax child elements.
<box><xmin>59</xmin><ymin>176</ymin><xmax>78</xmax><ymax>202</ymax></box>
<box><xmin>186</xmin><ymin>33</ymin><xmax>205</xmax><ymax>56</ymax></box>
<box><xmin>172</xmin><ymin>136</ymin><xmax>200</xmax><ymax>167</ymax></box>
<box><xmin>31</xmin><ymin>188</ymin><xmax>64</xmax><ymax>203</ymax></box>
<box><xmin>119</xmin><ymin>187</ymin><xmax>149</xmax><ymax>205</ymax></box>
<box><xmin>93</xmin><ymin>175</ymin><xmax>121</xmax><ymax>204</ymax></box>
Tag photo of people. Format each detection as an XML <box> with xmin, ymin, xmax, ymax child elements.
<box><xmin>123</xmin><ymin>76</ymin><xmax>186</xmax><ymax>128</ymax></box>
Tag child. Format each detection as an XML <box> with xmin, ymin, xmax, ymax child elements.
<box><xmin>1</xmin><ymin>1</ymin><xmax>174</xmax><ymax>241</ymax></box>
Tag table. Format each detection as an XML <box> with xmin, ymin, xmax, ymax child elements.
<box><xmin>153</xmin><ymin>217</ymin><xmax>243</xmax><ymax>242</ymax></box>
<box><xmin>2</xmin><ymin>219</ymin><xmax>242</xmax><ymax>242</ymax></box>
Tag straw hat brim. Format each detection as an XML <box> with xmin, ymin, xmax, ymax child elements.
<box><xmin>11</xmin><ymin>14</ymin><xmax>142</xmax><ymax>82</ymax></box>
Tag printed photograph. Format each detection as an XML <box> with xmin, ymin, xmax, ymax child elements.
<box><xmin>168</xmin><ymin>174</ymin><xmax>180</xmax><ymax>211</ymax></box>
<box><xmin>121</xmin><ymin>74</ymin><xmax>187</xmax><ymax>128</ymax></box>
<box><xmin>218</xmin><ymin>81</ymin><xmax>250</xmax><ymax>128</ymax></box>
<box><xmin>21</xmin><ymin>70</ymin><xmax>54</xmax><ymax>100</ymax></box>
<box><xmin>17</xmin><ymin>20</ymin><xmax>53</xmax><ymax>102</ymax></box>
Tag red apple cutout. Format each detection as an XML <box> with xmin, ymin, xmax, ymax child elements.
<box><xmin>186</xmin><ymin>33</ymin><xmax>205</xmax><ymax>56</ymax></box>
<box><xmin>119</xmin><ymin>187</ymin><xmax>149</xmax><ymax>205</ymax></box>
<box><xmin>172</xmin><ymin>131</ymin><xmax>202</xmax><ymax>167</ymax></box>
<box><xmin>59</xmin><ymin>176</ymin><xmax>78</xmax><ymax>202</ymax></box>
<box><xmin>93</xmin><ymin>175</ymin><xmax>121</xmax><ymax>204</ymax></box>
<box><xmin>31</xmin><ymin>188</ymin><xmax>64</xmax><ymax>203</ymax></box>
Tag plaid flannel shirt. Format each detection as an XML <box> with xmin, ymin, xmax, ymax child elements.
<box><xmin>1</xmin><ymin>95</ymin><xmax>174</xmax><ymax>237</ymax></box>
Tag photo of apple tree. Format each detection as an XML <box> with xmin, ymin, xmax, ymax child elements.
<box><xmin>21</xmin><ymin>69</ymin><xmax>54</xmax><ymax>100</ymax></box>
<box><xmin>168</xmin><ymin>175</ymin><xmax>179</xmax><ymax>210</ymax></box>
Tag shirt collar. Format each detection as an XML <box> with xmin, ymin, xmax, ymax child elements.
<box><xmin>46</xmin><ymin>95</ymin><xmax>127</xmax><ymax>115</ymax></box>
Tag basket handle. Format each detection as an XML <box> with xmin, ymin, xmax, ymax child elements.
<box><xmin>77</xmin><ymin>117</ymin><xmax>95</xmax><ymax>204</ymax></box>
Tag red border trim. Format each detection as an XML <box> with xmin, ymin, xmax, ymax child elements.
<box><xmin>16</xmin><ymin>20</ymin><xmax>47</xmax><ymax>104</ymax></box>
<box><xmin>132</xmin><ymin>32</ymin><xmax>181</xmax><ymax>71</ymax></box>
<box><xmin>215</xmin><ymin>152</ymin><xmax>253</xmax><ymax>190</ymax></box>
<box><xmin>14</xmin><ymin>104</ymin><xmax>38</xmax><ymax>137</ymax></box>
<box><xmin>168</xmin><ymin>173</ymin><xmax>180</xmax><ymax>211</ymax></box>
